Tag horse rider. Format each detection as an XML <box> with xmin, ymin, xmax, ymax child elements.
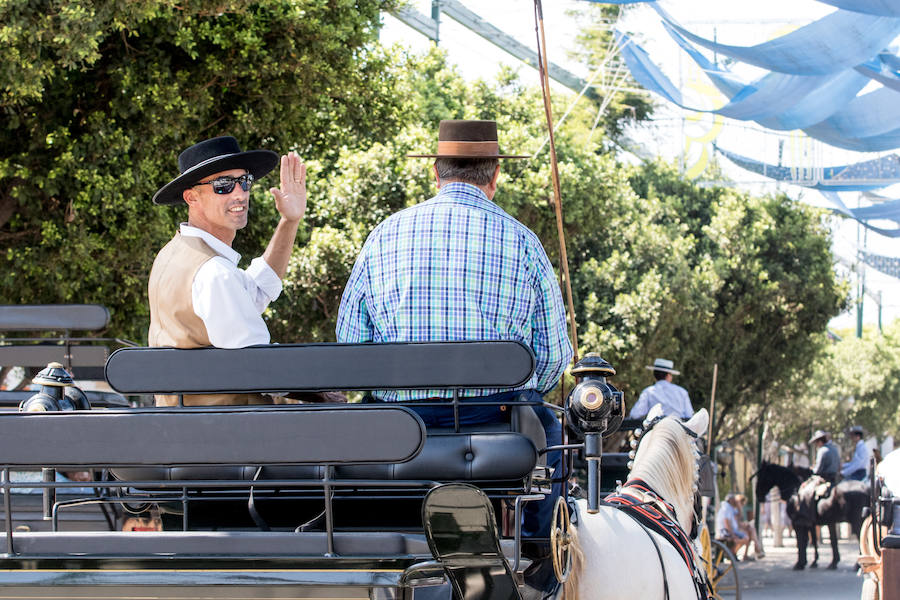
<box><xmin>841</xmin><ymin>425</ymin><xmax>871</xmax><ymax>481</ymax></box>
<box><xmin>149</xmin><ymin>136</ymin><xmax>307</xmax><ymax>406</ymax></box>
<box><xmin>810</xmin><ymin>429</ymin><xmax>840</xmax><ymax>484</ymax></box>
<box><xmin>336</xmin><ymin>119</ymin><xmax>572</xmax><ymax>591</ymax></box>
<box><xmin>628</xmin><ymin>357</ymin><xmax>693</xmax><ymax>420</ymax></box>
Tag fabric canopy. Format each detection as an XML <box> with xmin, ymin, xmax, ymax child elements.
<box><xmin>595</xmin><ymin>0</ymin><xmax>900</xmax><ymax>152</ymax></box>
<box><xmin>820</xmin><ymin>191</ymin><xmax>900</xmax><ymax>221</ymax></box>
<box><xmin>816</xmin><ymin>0</ymin><xmax>900</xmax><ymax>17</ymax></box>
<box><xmin>617</xmin><ymin>28</ymin><xmax>900</xmax><ymax>151</ymax></box>
<box><xmin>862</xmin><ymin>251</ymin><xmax>900</xmax><ymax>278</ymax></box>
<box><xmin>662</xmin><ymin>23</ymin><xmax>870</xmax><ymax>128</ymax></box>
<box><xmin>820</xmin><ymin>191</ymin><xmax>900</xmax><ymax>237</ymax></box>
<box><xmin>653</xmin><ymin>4</ymin><xmax>900</xmax><ymax>75</ymax></box>
<box><xmin>802</xmin><ymin>123</ymin><xmax>900</xmax><ymax>153</ymax></box>
<box><xmin>716</xmin><ymin>147</ymin><xmax>900</xmax><ymax>191</ymax></box>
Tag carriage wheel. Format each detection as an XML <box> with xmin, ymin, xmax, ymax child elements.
<box><xmin>698</xmin><ymin>525</ymin><xmax>713</xmax><ymax>579</ymax></box>
<box><xmin>861</xmin><ymin>515</ymin><xmax>877</xmax><ymax>558</ymax></box>
<box><xmin>550</xmin><ymin>497</ymin><xmax>573</xmax><ymax>583</ymax></box>
<box><xmin>708</xmin><ymin>539</ymin><xmax>741</xmax><ymax>599</ymax></box>
<box><xmin>871</xmin><ymin>474</ymin><xmax>885</xmax><ymax>557</ymax></box>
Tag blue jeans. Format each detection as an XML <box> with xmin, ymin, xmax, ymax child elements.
<box><xmin>845</xmin><ymin>468</ymin><xmax>867</xmax><ymax>481</ymax></box>
<box><xmin>397</xmin><ymin>390</ymin><xmax>562</xmax><ymax>539</ymax></box>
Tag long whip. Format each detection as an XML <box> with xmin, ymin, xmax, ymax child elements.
<box><xmin>533</xmin><ymin>0</ymin><xmax>579</xmax><ymax>362</ymax></box>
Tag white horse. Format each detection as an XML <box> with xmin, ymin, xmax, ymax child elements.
<box><xmin>562</xmin><ymin>404</ymin><xmax>709</xmax><ymax>600</ymax></box>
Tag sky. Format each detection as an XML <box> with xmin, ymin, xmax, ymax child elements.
<box><xmin>380</xmin><ymin>0</ymin><xmax>900</xmax><ymax>332</ymax></box>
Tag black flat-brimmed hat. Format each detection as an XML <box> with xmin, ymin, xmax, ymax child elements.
<box><xmin>153</xmin><ymin>136</ymin><xmax>279</xmax><ymax>205</ymax></box>
<box><xmin>408</xmin><ymin>120</ymin><xmax>529</xmax><ymax>159</ymax></box>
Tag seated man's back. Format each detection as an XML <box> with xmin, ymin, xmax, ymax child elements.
<box><xmin>336</xmin><ymin>120</ymin><xmax>572</xmax><ymax>552</ymax></box>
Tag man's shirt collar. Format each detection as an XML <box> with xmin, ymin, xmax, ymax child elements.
<box><xmin>431</xmin><ymin>182</ymin><xmax>506</xmax><ymax>216</ymax></box>
<box><xmin>179</xmin><ymin>223</ymin><xmax>240</xmax><ymax>265</ymax></box>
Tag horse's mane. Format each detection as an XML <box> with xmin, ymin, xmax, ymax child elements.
<box><xmin>757</xmin><ymin>461</ymin><xmax>802</xmax><ymax>499</ymax></box>
<box><xmin>629</xmin><ymin>417</ymin><xmax>698</xmax><ymax>532</ymax></box>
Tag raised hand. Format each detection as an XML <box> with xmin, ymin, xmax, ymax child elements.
<box><xmin>269</xmin><ymin>151</ymin><xmax>306</xmax><ymax>223</ymax></box>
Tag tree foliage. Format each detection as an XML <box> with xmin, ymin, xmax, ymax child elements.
<box><xmin>0</xmin><ymin>0</ymin><xmax>400</xmax><ymax>340</ymax></box>
<box><xmin>769</xmin><ymin>322</ymin><xmax>900</xmax><ymax>448</ymax></box>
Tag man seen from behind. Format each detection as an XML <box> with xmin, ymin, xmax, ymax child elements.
<box><xmin>336</xmin><ymin>120</ymin><xmax>572</xmax><ymax>584</ymax></box>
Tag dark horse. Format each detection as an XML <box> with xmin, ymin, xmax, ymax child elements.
<box><xmin>755</xmin><ymin>461</ymin><xmax>869</xmax><ymax>570</ymax></box>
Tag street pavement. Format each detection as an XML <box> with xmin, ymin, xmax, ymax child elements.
<box><xmin>731</xmin><ymin>531</ymin><xmax>866</xmax><ymax>599</ymax></box>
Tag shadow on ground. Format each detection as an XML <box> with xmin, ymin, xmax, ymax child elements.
<box><xmin>733</xmin><ymin>532</ymin><xmax>865</xmax><ymax>600</ymax></box>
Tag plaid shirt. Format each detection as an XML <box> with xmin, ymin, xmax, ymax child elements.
<box><xmin>336</xmin><ymin>182</ymin><xmax>572</xmax><ymax>401</ymax></box>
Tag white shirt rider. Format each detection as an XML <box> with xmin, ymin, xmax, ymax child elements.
<box><xmin>181</xmin><ymin>223</ymin><xmax>281</xmax><ymax>348</ymax></box>
<box><xmin>629</xmin><ymin>379</ymin><xmax>693</xmax><ymax>420</ymax></box>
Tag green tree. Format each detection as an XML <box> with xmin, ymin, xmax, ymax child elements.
<box><xmin>0</xmin><ymin>0</ymin><xmax>401</xmax><ymax>341</ymax></box>
<box><xmin>770</xmin><ymin>321</ymin><xmax>900</xmax><ymax>450</ymax></box>
<box><xmin>613</xmin><ymin>162</ymin><xmax>847</xmax><ymax>438</ymax></box>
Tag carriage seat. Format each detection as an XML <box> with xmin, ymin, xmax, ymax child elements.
<box><xmin>109</xmin><ymin>430</ymin><xmax>538</xmax><ymax>485</ymax></box>
<box><xmin>102</xmin><ymin>342</ymin><xmax>544</xmax><ymax>491</ymax></box>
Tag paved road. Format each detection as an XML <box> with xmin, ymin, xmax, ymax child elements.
<box><xmin>728</xmin><ymin>532</ymin><xmax>866</xmax><ymax>600</ymax></box>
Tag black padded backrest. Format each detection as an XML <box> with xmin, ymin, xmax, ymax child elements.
<box><xmin>0</xmin><ymin>344</ymin><xmax>108</xmax><ymax>368</ymax></box>
<box><xmin>0</xmin><ymin>305</ymin><xmax>109</xmax><ymax>332</ymax></box>
<box><xmin>0</xmin><ymin>406</ymin><xmax>425</xmax><ymax>468</ymax></box>
<box><xmin>105</xmin><ymin>341</ymin><xmax>535</xmax><ymax>394</ymax></box>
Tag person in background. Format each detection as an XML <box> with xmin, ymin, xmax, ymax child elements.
<box><xmin>841</xmin><ymin>425</ymin><xmax>870</xmax><ymax>481</ymax></box>
<box><xmin>715</xmin><ymin>493</ymin><xmax>749</xmax><ymax>558</ymax></box>
<box><xmin>628</xmin><ymin>358</ymin><xmax>693</xmax><ymax>420</ymax></box>
<box><xmin>810</xmin><ymin>430</ymin><xmax>840</xmax><ymax>483</ymax></box>
<box><xmin>734</xmin><ymin>494</ymin><xmax>765</xmax><ymax>559</ymax></box>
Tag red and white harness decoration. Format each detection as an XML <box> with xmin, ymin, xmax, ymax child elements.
<box><xmin>605</xmin><ymin>478</ymin><xmax>710</xmax><ymax>600</ymax></box>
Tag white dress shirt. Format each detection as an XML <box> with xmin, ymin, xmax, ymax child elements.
<box><xmin>180</xmin><ymin>224</ymin><xmax>282</xmax><ymax>348</ymax></box>
<box><xmin>715</xmin><ymin>501</ymin><xmax>745</xmax><ymax>539</ymax></box>
<box><xmin>841</xmin><ymin>439</ymin><xmax>871</xmax><ymax>476</ymax></box>
<box><xmin>628</xmin><ymin>379</ymin><xmax>693</xmax><ymax>420</ymax></box>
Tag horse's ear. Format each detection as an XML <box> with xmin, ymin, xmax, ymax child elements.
<box><xmin>685</xmin><ymin>409</ymin><xmax>708</xmax><ymax>438</ymax></box>
<box><xmin>647</xmin><ymin>403</ymin><xmax>664</xmax><ymax>421</ymax></box>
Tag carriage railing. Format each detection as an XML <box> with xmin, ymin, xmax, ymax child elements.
<box><xmin>0</xmin><ymin>304</ymin><xmax>138</xmax><ymax>382</ymax></box>
<box><xmin>1</xmin><ymin>341</ymin><xmax>545</xmax><ymax>566</ymax></box>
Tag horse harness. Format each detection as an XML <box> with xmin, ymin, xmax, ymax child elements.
<box><xmin>611</xmin><ymin>411</ymin><xmax>709</xmax><ymax>600</ymax></box>
<box><xmin>602</xmin><ymin>479</ymin><xmax>711</xmax><ymax>600</ymax></box>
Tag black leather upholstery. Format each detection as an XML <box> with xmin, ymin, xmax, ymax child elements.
<box><xmin>0</xmin><ymin>304</ymin><xmax>109</xmax><ymax>331</ymax></box>
<box><xmin>8</xmin><ymin>530</ymin><xmax>523</xmax><ymax>558</ymax></box>
<box><xmin>0</xmin><ymin>407</ymin><xmax>425</xmax><ymax>467</ymax></box>
<box><xmin>110</xmin><ymin>432</ymin><xmax>537</xmax><ymax>484</ymax></box>
<box><xmin>105</xmin><ymin>341</ymin><xmax>535</xmax><ymax>394</ymax></box>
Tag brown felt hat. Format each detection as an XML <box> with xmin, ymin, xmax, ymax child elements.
<box><xmin>408</xmin><ymin>120</ymin><xmax>529</xmax><ymax>159</ymax></box>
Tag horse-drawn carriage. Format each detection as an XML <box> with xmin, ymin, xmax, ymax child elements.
<box><xmin>858</xmin><ymin>452</ymin><xmax>900</xmax><ymax>600</ymax></box>
<box><xmin>0</xmin><ymin>305</ymin><xmax>134</xmax><ymax>534</ymax></box>
<box><xmin>0</xmin><ymin>304</ymin><xmax>734</xmax><ymax>600</ymax></box>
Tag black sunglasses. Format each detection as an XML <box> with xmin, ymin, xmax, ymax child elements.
<box><xmin>193</xmin><ymin>173</ymin><xmax>255</xmax><ymax>195</ymax></box>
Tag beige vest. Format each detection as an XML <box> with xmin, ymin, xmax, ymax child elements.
<box><xmin>148</xmin><ymin>233</ymin><xmax>268</xmax><ymax>407</ymax></box>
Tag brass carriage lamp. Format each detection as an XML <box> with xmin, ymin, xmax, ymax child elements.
<box><xmin>566</xmin><ymin>353</ymin><xmax>624</xmax><ymax>437</ymax></box>
<box><xmin>567</xmin><ymin>353</ymin><xmax>625</xmax><ymax>514</ymax></box>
